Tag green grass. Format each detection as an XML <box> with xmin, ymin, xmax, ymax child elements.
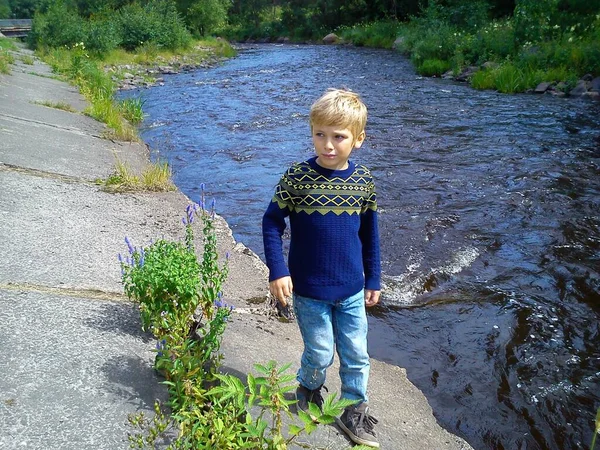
<box><xmin>0</xmin><ymin>37</ymin><xmax>17</xmax><ymax>51</ymax></box>
<box><xmin>34</xmin><ymin>100</ymin><xmax>77</xmax><ymax>112</ymax></box>
<box><xmin>20</xmin><ymin>55</ymin><xmax>35</xmax><ymax>65</ymax></box>
<box><xmin>418</xmin><ymin>58</ymin><xmax>451</xmax><ymax>77</ymax></box>
<box><xmin>118</xmin><ymin>97</ymin><xmax>145</xmax><ymax>125</ymax></box>
<box><xmin>0</xmin><ymin>38</ymin><xmax>16</xmax><ymax>74</ymax></box>
<box><xmin>102</xmin><ymin>158</ymin><xmax>175</xmax><ymax>192</ymax></box>
<box><xmin>338</xmin><ymin>20</ymin><xmax>401</xmax><ymax>49</ymax></box>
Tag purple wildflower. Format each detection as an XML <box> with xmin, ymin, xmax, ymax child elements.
<box><xmin>125</xmin><ymin>236</ymin><xmax>134</xmax><ymax>254</ymax></box>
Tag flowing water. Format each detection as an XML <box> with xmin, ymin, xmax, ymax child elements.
<box><xmin>121</xmin><ymin>44</ymin><xmax>600</xmax><ymax>450</ymax></box>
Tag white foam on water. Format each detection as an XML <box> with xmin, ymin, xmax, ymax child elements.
<box><xmin>382</xmin><ymin>247</ymin><xmax>480</xmax><ymax>305</ymax></box>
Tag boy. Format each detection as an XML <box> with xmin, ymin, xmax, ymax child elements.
<box><xmin>262</xmin><ymin>88</ymin><xmax>381</xmax><ymax>448</ymax></box>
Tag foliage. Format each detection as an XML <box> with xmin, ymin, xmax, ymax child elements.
<box><xmin>121</xmin><ymin>205</ymin><xmax>354</xmax><ymax>449</ymax></box>
<box><xmin>176</xmin><ymin>0</ymin><xmax>230</xmax><ymax>36</ymax></box>
<box><xmin>0</xmin><ymin>0</ymin><xmax>10</xmax><ymax>18</ymax></box>
<box><xmin>28</xmin><ymin>0</ymin><xmax>86</xmax><ymax>50</ymax></box>
<box><xmin>7</xmin><ymin>0</ymin><xmax>42</xmax><ymax>18</ymax></box>
<box><xmin>119</xmin><ymin>96</ymin><xmax>145</xmax><ymax>124</ymax></box>
<box><xmin>418</xmin><ymin>58</ymin><xmax>451</xmax><ymax>76</ymax></box>
<box><xmin>337</xmin><ymin>20</ymin><xmax>401</xmax><ymax>48</ymax></box>
<box><xmin>395</xmin><ymin>0</ymin><xmax>599</xmax><ymax>92</ymax></box>
<box><xmin>0</xmin><ymin>37</ymin><xmax>16</xmax><ymax>74</ymax></box>
<box><xmin>117</xmin><ymin>0</ymin><xmax>191</xmax><ymax>51</ymax></box>
<box><xmin>591</xmin><ymin>407</ymin><xmax>600</xmax><ymax>450</ymax></box>
<box><xmin>120</xmin><ymin>197</ymin><xmax>228</xmax><ymax>340</ymax></box>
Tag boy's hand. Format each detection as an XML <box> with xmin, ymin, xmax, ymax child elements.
<box><xmin>269</xmin><ymin>276</ymin><xmax>293</xmax><ymax>307</ymax></box>
<box><xmin>365</xmin><ymin>289</ymin><xmax>380</xmax><ymax>307</ymax></box>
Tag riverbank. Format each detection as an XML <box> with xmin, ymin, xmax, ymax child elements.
<box><xmin>0</xmin><ymin>45</ymin><xmax>474</xmax><ymax>449</ymax></box>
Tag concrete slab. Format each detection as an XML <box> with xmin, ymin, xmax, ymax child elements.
<box><xmin>0</xmin><ymin>289</ymin><xmax>168</xmax><ymax>450</ymax></box>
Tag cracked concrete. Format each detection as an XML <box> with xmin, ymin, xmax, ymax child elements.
<box><xmin>0</xmin><ymin>45</ymin><xmax>473</xmax><ymax>450</ymax></box>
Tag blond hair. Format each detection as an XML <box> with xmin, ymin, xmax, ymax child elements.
<box><xmin>309</xmin><ymin>89</ymin><xmax>367</xmax><ymax>141</ymax></box>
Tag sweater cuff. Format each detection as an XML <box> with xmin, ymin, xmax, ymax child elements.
<box><xmin>364</xmin><ymin>276</ymin><xmax>381</xmax><ymax>291</ymax></box>
<box><xmin>268</xmin><ymin>264</ymin><xmax>290</xmax><ymax>282</ymax></box>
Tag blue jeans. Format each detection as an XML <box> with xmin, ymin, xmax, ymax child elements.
<box><xmin>293</xmin><ymin>290</ymin><xmax>370</xmax><ymax>404</ymax></box>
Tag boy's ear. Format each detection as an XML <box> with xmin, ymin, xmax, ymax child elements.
<box><xmin>354</xmin><ymin>131</ymin><xmax>366</xmax><ymax>149</ymax></box>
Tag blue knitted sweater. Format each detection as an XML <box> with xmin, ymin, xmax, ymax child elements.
<box><xmin>262</xmin><ymin>156</ymin><xmax>381</xmax><ymax>301</ymax></box>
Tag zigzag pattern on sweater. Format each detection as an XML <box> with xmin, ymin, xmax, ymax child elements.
<box><xmin>272</xmin><ymin>161</ymin><xmax>377</xmax><ymax>215</ymax></box>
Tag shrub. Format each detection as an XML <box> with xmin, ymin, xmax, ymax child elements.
<box><xmin>118</xmin><ymin>1</ymin><xmax>191</xmax><ymax>51</ymax></box>
<box><xmin>29</xmin><ymin>1</ymin><xmax>86</xmax><ymax>50</ymax></box>
<box><xmin>83</xmin><ymin>18</ymin><xmax>121</xmax><ymax>56</ymax></box>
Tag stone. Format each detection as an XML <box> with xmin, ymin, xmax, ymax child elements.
<box><xmin>123</xmin><ymin>72</ymin><xmax>134</xmax><ymax>79</ymax></box>
<box><xmin>569</xmin><ymin>80</ymin><xmax>587</xmax><ymax>96</ymax></box>
<box><xmin>591</xmin><ymin>77</ymin><xmax>600</xmax><ymax>92</ymax></box>
<box><xmin>584</xmin><ymin>91</ymin><xmax>600</xmax><ymax>99</ymax></box>
<box><xmin>322</xmin><ymin>33</ymin><xmax>339</xmax><ymax>44</ymax></box>
<box><xmin>582</xmin><ymin>73</ymin><xmax>593</xmax><ymax>81</ymax></box>
<box><xmin>550</xmin><ymin>90</ymin><xmax>566</xmax><ymax>98</ymax></box>
<box><xmin>534</xmin><ymin>82</ymin><xmax>552</xmax><ymax>93</ymax></box>
<box><xmin>393</xmin><ymin>37</ymin><xmax>405</xmax><ymax>50</ymax></box>
<box><xmin>455</xmin><ymin>66</ymin><xmax>478</xmax><ymax>82</ymax></box>
<box><xmin>442</xmin><ymin>70</ymin><xmax>454</xmax><ymax>79</ymax></box>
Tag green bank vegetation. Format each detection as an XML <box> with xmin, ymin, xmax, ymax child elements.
<box><xmin>102</xmin><ymin>158</ymin><xmax>175</xmax><ymax>193</ymax></box>
<box><xmin>34</xmin><ymin>99</ymin><xmax>76</xmax><ymax>112</ymax></box>
<box><xmin>121</xmin><ymin>199</ymin><xmax>361</xmax><ymax>449</ymax></box>
<box><xmin>0</xmin><ymin>37</ymin><xmax>16</xmax><ymax>73</ymax></box>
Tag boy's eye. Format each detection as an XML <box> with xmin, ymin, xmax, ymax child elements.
<box><xmin>336</xmin><ymin>134</ymin><xmax>347</xmax><ymax>140</ymax></box>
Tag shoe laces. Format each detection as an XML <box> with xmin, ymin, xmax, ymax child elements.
<box><xmin>352</xmin><ymin>407</ymin><xmax>378</xmax><ymax>434</ymax></box>
<box><xmin>309</xmin><ymin>385</ymin><xmax>328</xmax><ymax>406</ymax></box>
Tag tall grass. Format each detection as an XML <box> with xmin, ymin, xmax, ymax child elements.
<box><xmin>0</xmin><ymin>37</ymin><xmax>16</xmax><ymax>74</ymax></box>
<box><xmin>103</xmin><ymin>158</ymin><xmax>175</xmax><ymax>192</ymax></box>
<box><xmin>338</xmin><ymin>20</ymin><xmax>401</xmax><ymax>48</ymax></box>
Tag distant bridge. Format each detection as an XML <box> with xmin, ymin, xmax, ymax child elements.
<box><xmin>0</xmin><ymin>19</ymin><xmax>32</xmax><ymax>38</ymax></box>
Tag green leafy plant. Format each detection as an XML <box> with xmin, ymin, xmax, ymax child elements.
<box><xmin>591</xmin><ymin>407</ymin><xmax>600</xmax><ymax>450</ymax></box>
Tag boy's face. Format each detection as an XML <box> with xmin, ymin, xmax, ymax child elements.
<box><xmin>312</xmin><ymin>124</ymin><xmax>365</xmax><ymax>171</ymax></box>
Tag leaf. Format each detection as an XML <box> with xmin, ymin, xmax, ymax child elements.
<box><xmin>288</xmin><ymin>424</ymin><xmax>303</xmax><ymax>437</ymax></box>
<box><xmin>308</xmin><ymin>403</ymin><xmax>321</xmax><ymax>419</ymax></box>
<box><xmin>277</xmin><ymin>361</ymin><xmax>293</xmax><ymax>374</ymax></box>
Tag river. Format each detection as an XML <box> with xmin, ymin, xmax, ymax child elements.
<box><xmin>120</xmin><ymin>44</ymin><xmax>600</xmax><ymax>450</ymax></box>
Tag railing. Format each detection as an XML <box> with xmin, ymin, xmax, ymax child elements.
<box><xmin>0</xmin><ymin>19</ymin><xmax>32</xmax><ymax>38</ymax></box>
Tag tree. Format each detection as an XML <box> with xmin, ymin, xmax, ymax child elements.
<box><xmin>0</xmin><ymin>0</ymin><xmax>11</xmax><ymax>18</ymax></box>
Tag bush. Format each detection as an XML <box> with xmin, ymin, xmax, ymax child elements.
<box><xmin>338</xmin><ymin>20</ymin><xmax>401</xmax><ymax>49</ymax></box>
<box><xmin>83</xmin><ymin>18</ymin><xmax>121</xmax><ymax>56</ymax></box>
<box><xmin>117</xmin><ymin>0</ymin><xmax>191</xmax><ymax>51</ymax></box>
<box><xmin>29</xmin><ymin>1</ymin><xmax>86</xmax><ymax>50</ymax></box>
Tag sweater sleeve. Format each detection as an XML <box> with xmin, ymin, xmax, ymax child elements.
<box><xmin>262</xmin><ymin>171</ymin><xmax>294</xmax><ymax>282</ymax></box>
<box><xmin>359</xmin><ymin>177</ymin><xmax>381</xmax><ymax>291</ymax></box>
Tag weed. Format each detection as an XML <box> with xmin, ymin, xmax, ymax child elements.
<box><xmin>102</xmin><ymin>158</ymin><xmax>175</xmax><ymax>192</ymax></box>
<box><xmin>34</xmin><ymin>100</ymin><xmax>77</xmax><ymax>112</ymax></box>
<box><xmin>119</xmin><ymin>97</ymin><xmax>145</xmax><ymax>125</ymax></box>
<box><xmin>20</xmin><ymin>55</ymin><xmax>35</xmax><ymax>65</ymax></box>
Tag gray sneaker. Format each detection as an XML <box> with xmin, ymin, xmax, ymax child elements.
<box><xmin>336</xmin><ymin>402</ymin><xmax>379</xmax><ymax>448</ymax></box>
<box><xmin>295</xmin><ymin>384</ymin><xmax>325</xmax><ymax>420</ymax></box>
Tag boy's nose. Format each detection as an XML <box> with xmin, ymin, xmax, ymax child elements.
<box><xmin>325</xmin><ymin>139</ymin><xmax>334</xmax><ymax>150</ymax></box>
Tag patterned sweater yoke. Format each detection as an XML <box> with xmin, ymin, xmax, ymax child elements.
<box><xmin>262</xmin><ymin>157</ymin><xmax>381</xmax><ymax>301</ymax></box>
